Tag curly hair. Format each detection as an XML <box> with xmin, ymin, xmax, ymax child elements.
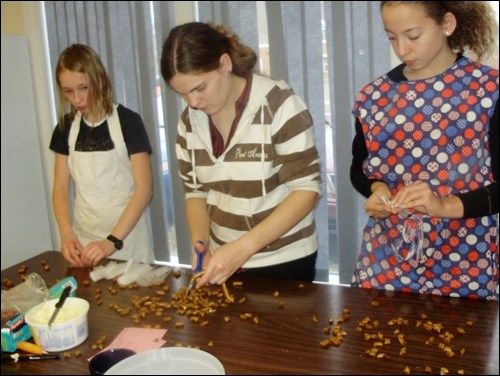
<box><xmin>381</xmin><ymin>1</ymin><xmax>498</xmax><ymax>62</ymax></box>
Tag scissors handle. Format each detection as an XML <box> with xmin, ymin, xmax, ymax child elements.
<box><xmin>194</xmin><ymin>241</ymin><xmax>205</xmax><ymax>273</ymax></box>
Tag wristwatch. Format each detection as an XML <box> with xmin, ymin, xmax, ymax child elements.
<box><xmin>106</xmin><ymin>234</ymin><xmax>123</xmax><ymax>250</ymax></box>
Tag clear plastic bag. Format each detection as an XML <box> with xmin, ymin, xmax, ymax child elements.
<box><xmin>391</xmin><ymin>214</ymin><xmax>424</xmax><ymax>263</ymax></box>
<box><xmin>1</xmin><ymin>272</ymin><xmax>48</xmax><ymax>316</ymax></box>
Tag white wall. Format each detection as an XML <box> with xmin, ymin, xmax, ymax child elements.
<box><xmin>1</xmin><ymin>36</ymin><xmax>53</xmax><ymax>269</ymax></box>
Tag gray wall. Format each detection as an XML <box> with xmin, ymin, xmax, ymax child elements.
<box><xmin>1</xmin><ymin>36</ymin><xmax>53</xmax><ymax>269</ymax></box>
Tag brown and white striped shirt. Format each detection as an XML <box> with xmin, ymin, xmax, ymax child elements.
<box><xmin>175</xmin><ymin>74</ymin><xmax>321</xmax><ymax>268</ymax></box>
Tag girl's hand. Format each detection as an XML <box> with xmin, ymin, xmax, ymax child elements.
<box><xmin>80</xmin><ymin>239</ymin><xmax>115</xmax><ymax>266</ymax></box>
<box><xmin>195</xmin><ymin>241</ymin><xmax>251</xmax><ymax>288</ymax></box>
<box><xmin>365</xmin><ymin>183</ymin><xmax>393</xmax><ymax>218</ymax></box>
<box><xmin>60</xmin><ymin>232</ymin><xmax>85</xmax><ymax>266</ymax></box>
<box><xmin>392</xmin><ymin>180</ymin><xmax>443</xmax><ymax>217</ymax></box>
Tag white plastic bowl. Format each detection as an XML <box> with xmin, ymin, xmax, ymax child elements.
<box><xmin>24</xmin><ymin>297</ymin><xmax>90</xmax><ymax>352</ymax></box>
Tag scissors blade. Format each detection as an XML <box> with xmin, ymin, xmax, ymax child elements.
<box><xmin>184</xmin><ymin>271</ymin><xmax>204</xmax><ymax>296</ymax></box>
<box><xmin>184</xmin><ymin>241</ymin><xmax>206</xmax><ymax>296</ymax></box>
<box><xmin>185</xmin><ymin>282</ymin><xmax>194</xmax><ymax>296</ymax></box>
<box><xmin>185</xmin><ymin>244</ymin><xmax>205</xmax><ymax>296</ymax></box>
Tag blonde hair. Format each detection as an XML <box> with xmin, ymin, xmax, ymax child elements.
<box><xmin>381</xmin><ymin>1</ymin><xmax>499</xmax><ymax>62</ymax></box>
<box><xmin>55</xmin><ymin>44</ymin><xmax>114</xmax><ymax>128</ymax></box>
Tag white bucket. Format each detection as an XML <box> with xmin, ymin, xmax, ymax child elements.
<box><xmin>24</xmin><ymin>297</ymin><xmax>90</xmax><ymax>352</ymax></box>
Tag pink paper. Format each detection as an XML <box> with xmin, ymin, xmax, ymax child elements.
<box><xmin>89</xmin><ymin>327</ymin><xmax>167</xmax><ymax>360</ymax></box>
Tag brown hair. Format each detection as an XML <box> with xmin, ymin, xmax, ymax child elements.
<box><xmin>160</xmin><ymin>22</ymin><xmax>257</xmax><ymax>84</ymax></box>
<box><xmin>381</xmin><ymin>1</ymin><xmax>498</xmax><ymax>62</ymax></box>
<box><xmin>55</xmin><ymin>44</ymin><xmax>114</xmax><ymax>128</ymax></box>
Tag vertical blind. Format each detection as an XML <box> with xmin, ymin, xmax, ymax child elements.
<box><xmin>43</xmin><ymin>1</ymin><xmax>390</xmax><ymax>284</ymax></box>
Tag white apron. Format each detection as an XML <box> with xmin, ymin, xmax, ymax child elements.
<box><xmin>68</xmin><ymin>105</ymin><xmax>154</xmax><ymax>263</ymax></box>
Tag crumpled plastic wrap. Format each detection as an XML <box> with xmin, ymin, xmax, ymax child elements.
<box><xmin>1</xmin><ymin>273</ymin><xmax>49</xmax><ymax>317</ymax></box>
<box><xmin>89</xmin><ymin>259</ymin><xmax>171</xmax><ymax>286</ymax></box>
<box><xmin>89</xmin><ymin>261</ymin><xmax>128</xmax><ymax>282</ymax></box>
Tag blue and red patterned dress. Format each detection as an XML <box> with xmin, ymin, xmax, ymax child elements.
<box><xmin>350</xmin><ymin>56</ymin><xmax>499</xmax><ymax>300</ymax></box>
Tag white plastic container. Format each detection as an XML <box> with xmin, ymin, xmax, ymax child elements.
<box><xmin>24</xmin><ymin>297</ymin><xmax>90</xmax><ymax>352</ymax></box>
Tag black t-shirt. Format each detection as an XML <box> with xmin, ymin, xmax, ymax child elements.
<box><xmin>49</xmin><ymin>104</ymin><xmax>152</xmax><ymax>156</ymax></box>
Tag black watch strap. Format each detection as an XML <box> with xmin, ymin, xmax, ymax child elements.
<box><xmin>107</xmin><ymin>234</ymin><xmax>123</xmax><ymax>250</ymax></box>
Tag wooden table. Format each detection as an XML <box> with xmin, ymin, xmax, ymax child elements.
<box><xmin>1</xmin><ymin>251</ymin><xmax>498</xmax><ymax>375</ymax></box>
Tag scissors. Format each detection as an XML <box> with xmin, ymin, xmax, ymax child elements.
<box><xmin>184</xmin><ymin>241</ymin><xmax>205</xmax><ymax>296</ymax></box>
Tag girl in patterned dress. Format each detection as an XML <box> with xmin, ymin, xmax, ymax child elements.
<box><xmin>350</xmin><ymin>1</ymin><xmax>499</xmax><ymax>299</ymax></box>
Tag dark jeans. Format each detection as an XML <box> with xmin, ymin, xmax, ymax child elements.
<box><xmin>238</xmin><ymin>251</ymin><xmax>318</xmax><ymax>282</ymax></box>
